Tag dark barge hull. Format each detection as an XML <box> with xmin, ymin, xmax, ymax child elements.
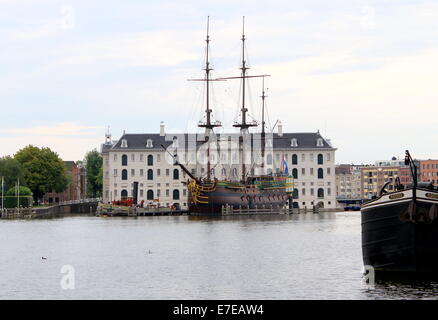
<box><xmin>361</xmin><ymin>188</ymin><xmax>438</xmax><ymax>274</ymax></box>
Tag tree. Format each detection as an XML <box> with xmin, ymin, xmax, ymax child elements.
<box><xmin>84</xmin><ymin>149</ymin><xmax>102</xmax><ymax>197</ymax></box>
<box><xmin>0</xmin><ymin>156</ymin><xmax>26</xmax><ymax>192</ymax></box>
<box><xmin>14</xmin><ymin>145</ymin><xmax>69</xmax><ymax>202</ymax></box>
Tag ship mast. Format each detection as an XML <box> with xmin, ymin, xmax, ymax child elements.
<box><xmin>189</xmin><ymin>16</ymin><xmax>222</xmax><ymax>181</ymax></box>
<box><xmin>218</xmin><ymin>17</ymin><xmax>269</xmax><ymax>182</ymax></box>
<box><xmin>260</xmin><ymin>77</ymin><xmax>267</xmax><ymax>173</ymax></box>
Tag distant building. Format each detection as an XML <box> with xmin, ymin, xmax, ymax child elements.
<box><xmin>335</xmin><ymin>164</ymin><xmax>362</xmax><ymax>199</ymax></box>
<box><xmin>361</xmin><ymin>165</ymin><xmax>400</xmax><ymax>199</ymax></box>
<box><xmin>101</xmin><ymin>124</ymin><xmax>338</xmax><ymax>210</ymax></box>
<box><xmin>43</xmin><ymin>161</ymin><xmax>87</xmax><ymax>203</ymax></box>
<box><xmin>420</xmin><ymin>159</ymin><xmax>438</xmax><ymax>185</ymax></box>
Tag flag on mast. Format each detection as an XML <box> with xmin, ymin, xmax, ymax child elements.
<box><xmin>283</xmin><ymin>155</ymin><xmax>288</xmax><ymax>174</ymax></box>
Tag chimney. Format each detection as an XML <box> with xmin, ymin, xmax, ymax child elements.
<box><xmin>277</xmin><ymin>121</ymin><xmax>283</xmax><ymax>137</ymax></box>
<box><xmin>160</xmin><ymin>121</ymin><xmax>165</xmax><ymax>136</ymax></box>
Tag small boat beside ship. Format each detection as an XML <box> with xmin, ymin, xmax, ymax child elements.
<box><xmin>361</xmin><ymin>150</ymin><xmax>438</xmax><ymax>275</ymax></box>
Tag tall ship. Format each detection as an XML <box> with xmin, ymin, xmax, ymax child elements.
<box><xmin>168</xmin><ymin>17</ymin><xmax>292</xmax><ymax>215</ymax></box>
<box><xmin>361</xmin><ymin>150</ymin><xmax>438</xmax><ymax>275</ymax></box>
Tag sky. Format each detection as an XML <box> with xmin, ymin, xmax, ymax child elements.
<box><xmin>0</xmin><ymin>0</ymin><xmax>437</xmax><ymax>164</ymax></box>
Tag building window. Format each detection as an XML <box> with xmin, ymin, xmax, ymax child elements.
<box><xmin>140</xmin><ymin>169</ymin><xmax>144</xmax><ymax>177</ymax></box>
<box><xmin>292</xmin><ymin>154</ymin><xmax>298</xmax><ymax>165</ymax></box>
<box><xmin>146</xmin><ymin>139</ymin><xmax>153</xmax><ymax>148</ymax></box>
<box><xmin>318</xmin><ymin>168</ymin><xmax>324</xmax><ymax>179</ymax></box>
<box><xmin>183</xmin><ymin>189</ymin><xmax>187</xmax><ymax>196</ymax></box>
<box><xmin>327</xmin><ymin>168</ymin><xmax>331</xmax><ymax>175</ymax></box>
<box><xmin>122</xmin><ymin>154</ymin><xmax>128</xmax><ymax>166</ymax></box>
<box><xmin>316</xmin><ymin>138</ymin><xmax>323</xmax><ymax>147</ymax></box>
<box><xmin>166</xmin><ymin>169</ymin><xmax>170</xmax><ymax>176</ymax></box>
<box><xmin>211</xmin><ymin>168</ymin><xmax>215</xmax><ymax>176</ymax></box>
<box><xmin>302</xmin><ymin>188</ymin><xmax>306</xmax><ymax>196</ymax></box>
<box><xmin>140</xmin><ymin>189</ymin><xmax>144</xmax><ymax>197</ymax></box>
<box><xmin>267</xmin><ymin>154</ymin><xmax>273</xmax><ymax>165</ymax></box>
<box><xmin>140</xmin><ymin>154</ymin><xmax>144</xmax><ymax>162</ymax></box>
<box><xmin>157</xmin><ymin>169</ymin><xmax>161</xmax><ymax>176</ymax></box>
<box><xmin>291</xmin><ymin>138</ymin><xmax>298</xmax><ymax>147</ymax></box>
<box><xmin>157</xmin><ymin>189</ymin><xmax>161</xmax><ymax>197</ymax></box>
<box><xmin>310</xmin><ymin>188</ymin><xmax>314</xmax><ymax>196</ymax></box>
<box><xmin>327</xmin><ymin>153</ymin><xmax>331</xmax><ymax>161</ymax></box>
<box><xmin>131</xmin><ymin>154</ymin><xmax>135</xmax><ymax>162</ymax></box>
<box><xmin>173</xmin><ymin>189</ymin><xmax>180</xmax><ymax>200</ymax></box>
<box><xmin>166</xmin><ymin>189</ymin><xmax>169</xmax><ymax>197</ymax></box>
<box><xmin>121</xmin><ymin>139</ymin><xmax>128</xmax><ymax>148</ymax></box>
<box><xmin>292</xmin><ymin>189</ymin><xmax>298</xmax><ymax>199</ymax></box>
<box><xmin>121</xmin><ymin>189</ymin><xmax>128</xmax><ymax>200</ymax></box>
<box><xmin>131</xmin><ymin>169</ymin><xmax>135</xmax><ymax>177</ymax></box>
<box><xmin>147</xmin><ymin>155</ymin><xmax>153</xmax><ymax>166</ymax></box>
<box><xmin>113</xmin><ymin>154</ymin><xmax>117</xmax><ymax>162</ymax></box>
<box><xmin>310</xmin><ymin>168</ymin><xmax>314</xmax><ymax>175</ymax></box>
<box><xmin>147</xmin><ymin>169</ymin><xmax>153</xmax><ymax>180</ymax></box>
<box><xmin>292</xmin><ymin>168</ymin><xmax>298</xmax><ymax>179</ymax></box>
<box><xmin>302</xmin><ymin>168</ymin><xmax>305</xmax><ymax>175</ymax></box>
<box><xmin>221</xmin><ymin>168</ymin><xmax>226</xmax><ymax>176</ymax></box>
<box><xmin>114</xmin><ymin>169</ymin><xmax>118</xmax><ymax>177</ymax></box>
<box><xmin>327</xmin><ymin>188</ymin><xmax>331</xmax><ymax>196</ymax></box>
<box><xmin>147</xmin><ymin>190</ymin><xmax>154</xmax><ymax>200</ymax></box>
<box><xmin>317</xmin><ymin>154</ymin><xmax>323</xmax><ymax>165</ymax></box>
<box><xmin>173</xmin><ymin>169</ymin><xmax>179</xmax><ymax>180</ymax></box>
<box><xmin>122</xmin><ymin>169</ymin><xmax>128</xmax><ymax>180</ymax></box>
<box><xmin>232</xmin><ymin>168</ymin><xmax>238</xmax><ymax>177</ymax></box>
<box><xmin>318</xmin><ymin>188</ymin><xmax>324</xmax><ymax>198</ymax></box>
<box><xmin>301</xmin><ymin>154</ymin><xmax>305</xmax><ymax>162</ymax></box>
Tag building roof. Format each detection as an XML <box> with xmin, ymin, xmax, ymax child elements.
<box><xmin>101</xmin><ymin>132</ymin><xmax>335</xmax><ymax>152</ymax></box>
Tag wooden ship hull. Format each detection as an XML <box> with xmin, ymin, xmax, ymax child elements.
<box><xmin>188</xmin><ymin>178</ymin><xmax>291</xmax><ymax>215</ymax></box>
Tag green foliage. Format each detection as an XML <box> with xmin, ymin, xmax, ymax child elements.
<box><xmin>5</xmin><ymin>186</ymin><xmax>32</xmax><ymax>196</ymax></box>
<box><xmin>0</xmin><ymin>156</ymin><xmax>26</xmax><ymax>191</ymax></box>
<box><xmin>14</xmin><ymin>145</ymin><xmax>69</xmax><ymax>201</ymax></box>
<box><xmin>85</xmin><ymin>149</ymin><xmax>103</xmax><ymax>197</ymax></box>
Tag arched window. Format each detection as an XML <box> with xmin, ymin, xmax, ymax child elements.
<box><xmin>147</xmin><ymin>190</ymin><xmax>154</xmax><ymax>200</ymax></box>
<box><xmin>221</xmin><ymin>168</ymin><xmax>226</xmax><ymax>176</ymax></box>
<box><xmin>292</xmin><ymin>168</ymin><xmax>298</xmax><ymax>179</ymax></box>
<box><xmin>122</xmin><ymin>154</ymin><xmax>128</xmax><ymax>166</ymax></box>
<box><xmin>122</xmin><ymin>169</ymin><xmax>128</xmax><ymax>180</ymax></box>
<box><xmin>317</xmin><ymin>154</ymin><xmax>323</xmax><ymax>165</ymax></box>
<box><xmin>173</xmin><ymin>189</ymin><xmax>180</xmax><ymax>200</ymax></box>
<box><xmin>147</xmin><ymin>169</ymin><xmax>153</xmax><ymax>180</ymax></box>
<box><xmin>292</xmin><ymin>154</ymin><xmax>298</xmax><ymax>165</ymax></box>
<box><xmin>232</xmin><ymin>168</ymin><xmax>238</xmax><ymax>177</ymax></box>
<box><xmin>121</xmin><ymin>189</ymin><xmax>128</xmax><ymax>200</ymax></box>
<box><xmin>292</xmin><ymin>189</ymin><xmax>299</xmax><ymax>199</ymax></box>
<box><xmin>147</xmin><ymin>155</ymin><xmax>153</xmax><ymax>166</ymax></box>
<box><xmin>211</xmin><ymin>168</ymin><xmax>215</xmax><ymax>176</ymax></box>
<box><xmin>318</xmin><ymin>168</ymin><xmax>324</xmax><ymax>179</ymax></box>
<box><xmin>291</xmin><ymin>138</ymin><xmax>298</xmax><ymax>147</ymax></box>
<box><xmin>267</xmin><ymin>154</ymin><xmax>273</xmax><ymax>165</ymax></box>
<box><xmin>173</xmin><ymin>169</ymin><xmax>179</xmax><ymax>180</ymax></box>
<box><xmin>318</xmin><ymin>188</ymin><xmax>324</xmax><ymax>198</ymax></box>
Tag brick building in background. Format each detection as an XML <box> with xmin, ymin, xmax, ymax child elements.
<box><xmin>420</xmin><ymin>159</ymin><xmax>438</xmax><ymax>185</ymax></box>
<box><xmin>44</xmin><ymin>161</ymin><xmax>87</xmax><ymax>203</ymax></box>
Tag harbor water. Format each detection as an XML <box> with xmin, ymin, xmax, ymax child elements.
<box><xmin>0</xmin><ymin>212</ymin><xmax>437</xmax><ymax>299</ymax></box>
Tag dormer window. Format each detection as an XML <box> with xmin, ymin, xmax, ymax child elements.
<box><xmin>121</xmin><ymin>139</ymin><xmax>128</xmax><ymax>148</ymax></box>
<box><xmin>172</xmin><ymin>136</ymin><xmax>179</xmax><ymax>148</ymax></box>
<box><xmin>266</xmin><ymin>139</ymin><xmax>273</xmax><ymax>147</ymax></box>
<box><xmin>316</xmin><ymin>138</ymin><xmax>324</xmax><ymax>147</ymax></box>
<box><xmin>291</xmin><ymin>138</ymin><xmax>298</xmax><ymax>147</ymax></box>
<box><xmin>146</xmin><ymin>139</ymin><xmax>153</xmax><ymax>148</ymax></box>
